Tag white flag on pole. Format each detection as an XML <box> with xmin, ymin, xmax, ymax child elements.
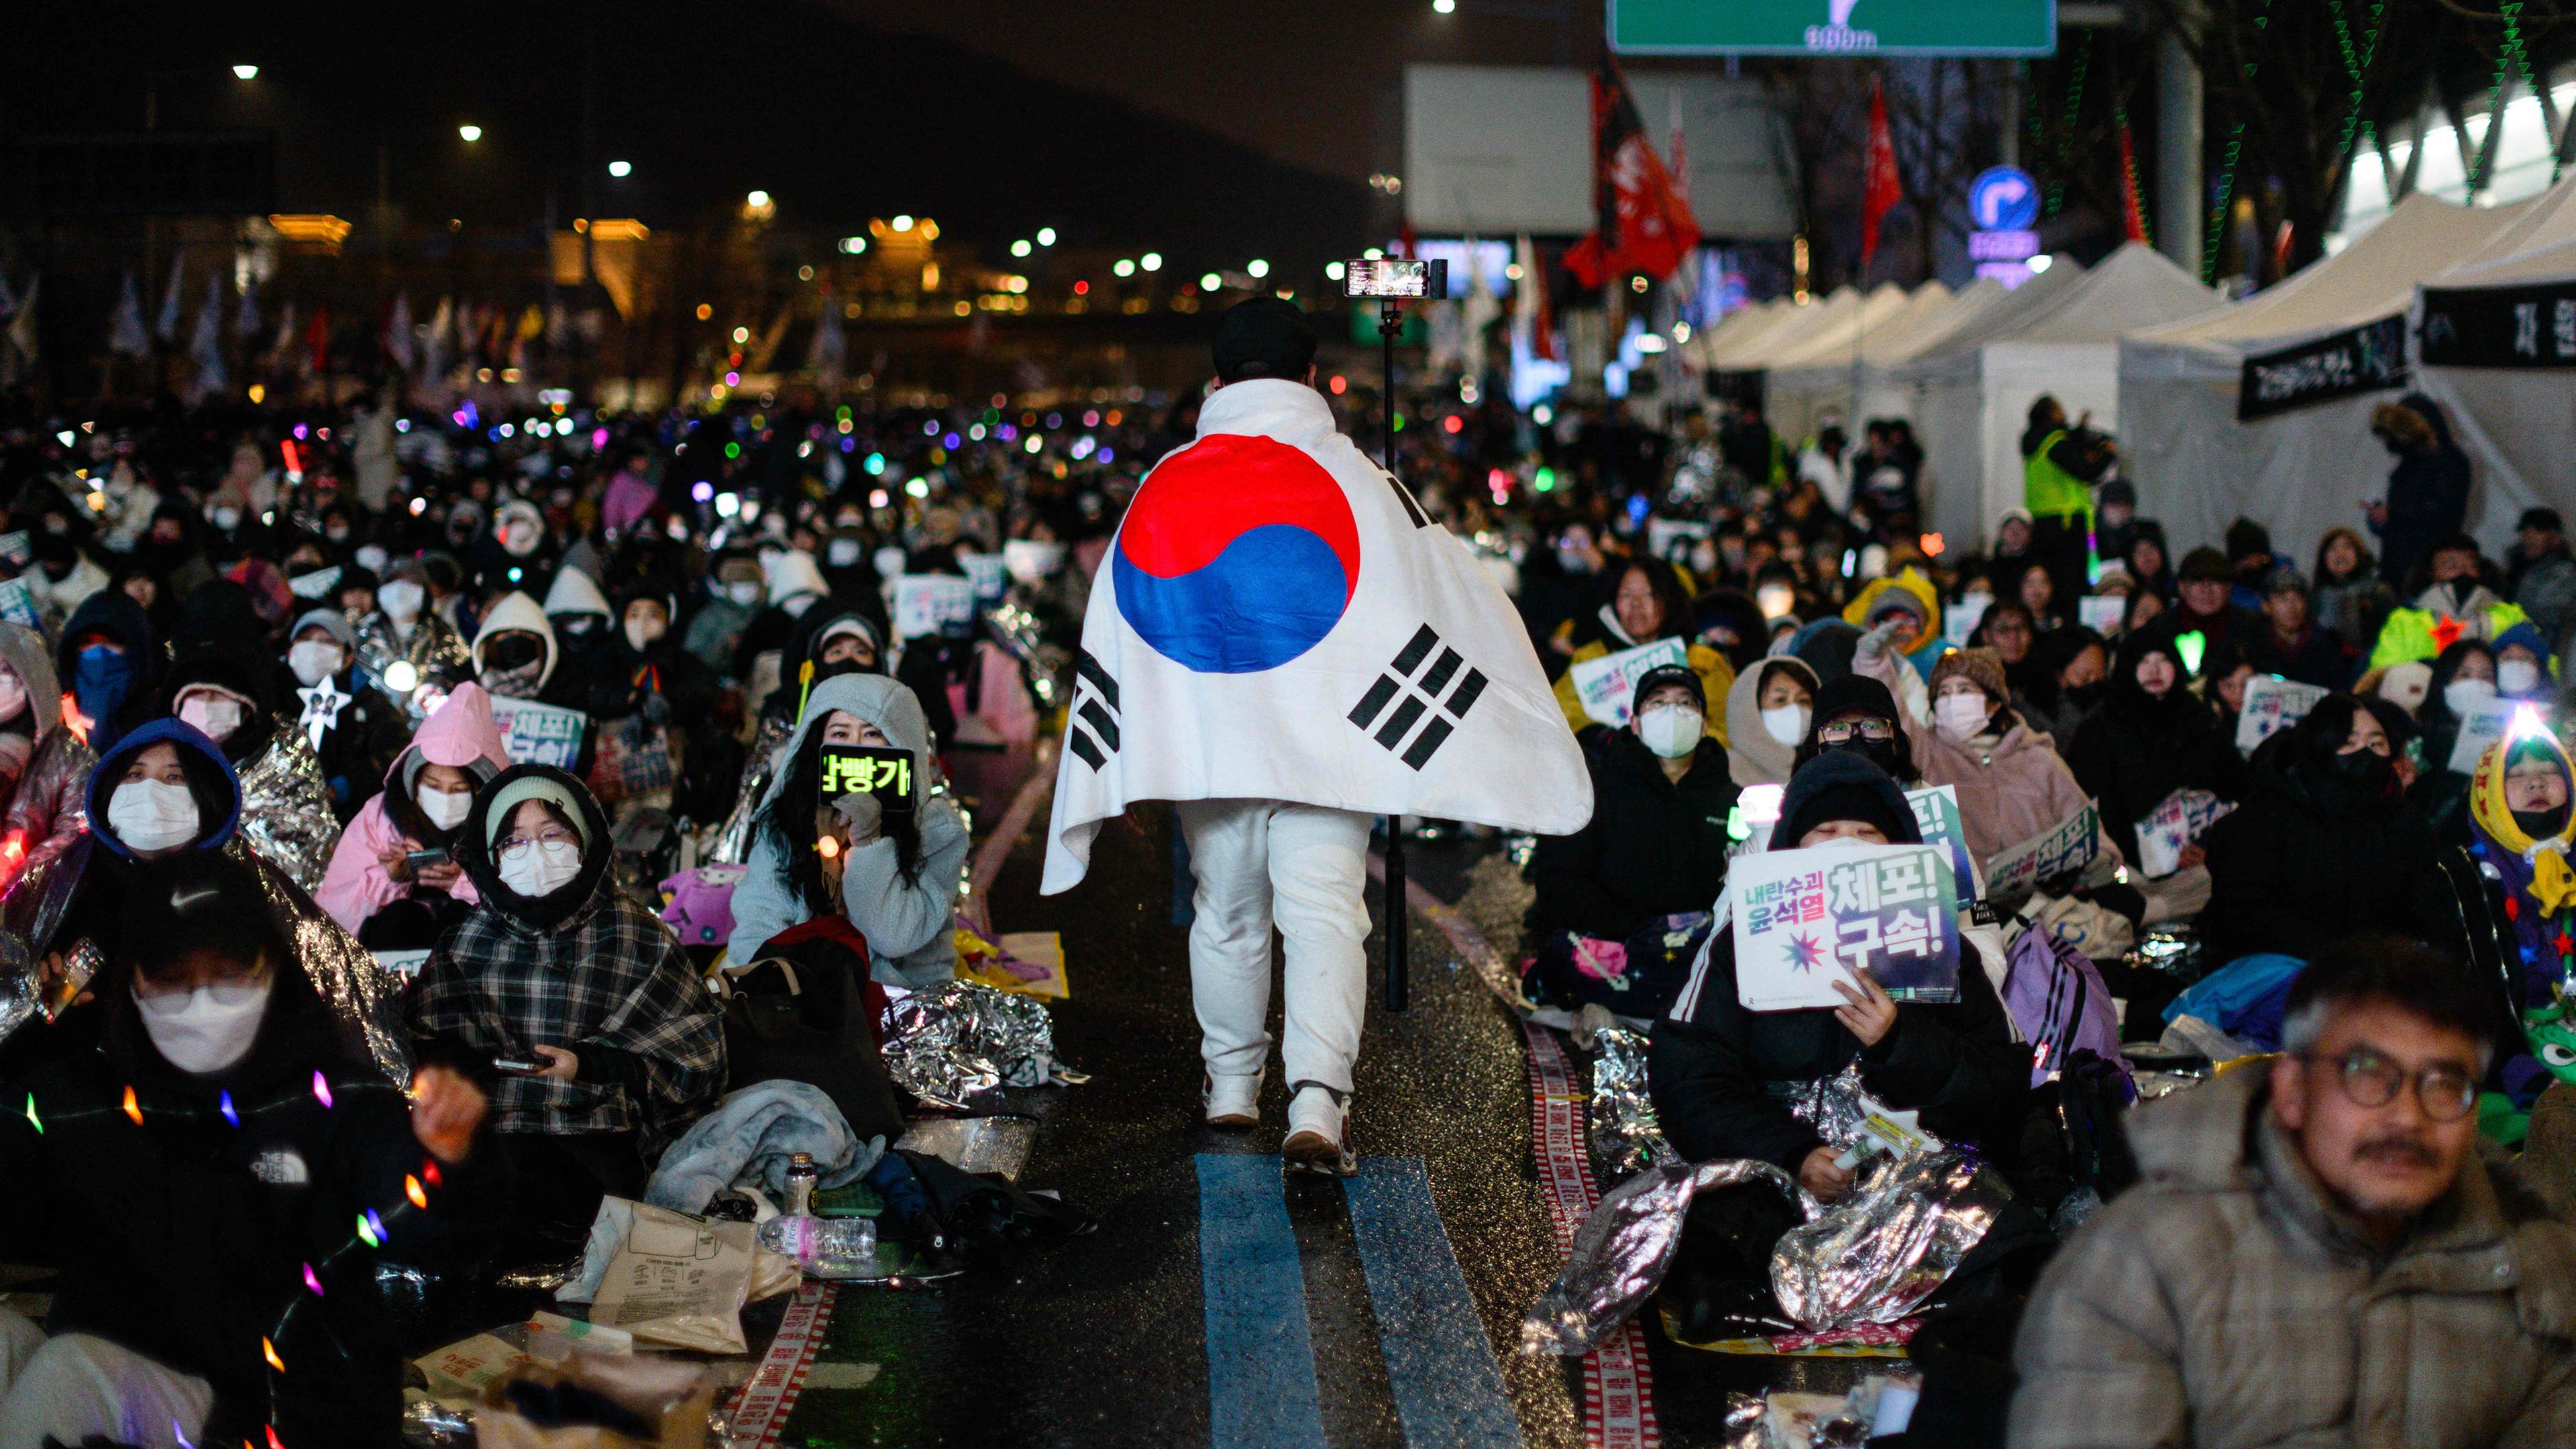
<box><xmin>385</xmin><ymin>293</ymin><xmax>415</xmax><ymax>372</ymax></box>
<box><xmin>108</xmin><ymin>273</ymin><xmax>152</xmax><ymax>358</ymax></box>
<box><xmin>1042</xmin><ymin>380</ymin><xmax>1591</xmax><ymax>894</ymax></box>
<box><xmin>187</xmin><ymin>272</ymin><xmax>227</xmax><ymax>394</ymax></box>
<box><xmin>154</xmin><ymin>250</ymin><xmax>186</xmax><ymax>342</ymax></box>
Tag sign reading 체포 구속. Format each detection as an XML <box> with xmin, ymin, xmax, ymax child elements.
<box><xmin>1611</xmin><ymin>0</ymin><xmax>2057</xmax><ymax>56</ymax></box>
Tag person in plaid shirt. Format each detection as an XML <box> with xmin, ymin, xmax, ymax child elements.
<box><xmin>405</xmin><ymin>762</ymin><xmax>723</xmax><ymax>1245</ymax></box>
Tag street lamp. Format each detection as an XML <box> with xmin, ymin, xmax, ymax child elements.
<box><xmin>607</xmin><ymin>160</ymin><xmax>631</xmax><ymax>178</ymax></box>
<box><xmin>231</xmin><ymin>64</ymin><xmax>259</xmax><ymax>80</ymax></box>
<box><xmin>1035</xmin><ymin>226</ymin><xmax>1057</xmax><ymax>246</ymax></box>
<box><xmin>1141</xmin><ymin>252</ymin><xmax>1163</xmax><ymax>272</ymax></box>
<box><xmin>457</xmin><ymin>124</ymin><xmax>482</xmax><ymax>142</ymax></box>
<box><xmin>1246</xmin><ymin>258</ymin><xmax>1271</xmax><ymax>279</ymax></box>
<box><xmin>1433</xmin><ymin>0</ymin><xmax>1455</xmax><ymax>12</ymax></box>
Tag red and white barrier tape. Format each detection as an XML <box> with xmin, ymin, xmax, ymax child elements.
<box><xmin>1524</xmin><ymin>1021</ymin><xmax>1658</xmax><ymax>1449</ymax></box>
<box><xmin>727</xmin><ymin>1280</ymin><xmax>838</xmax><ymax>1447</ymax></box>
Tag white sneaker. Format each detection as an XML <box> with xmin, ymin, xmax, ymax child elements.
<box><xmin>1281</xmin><ymin>1083</ymin><xmax>1355</xmax><ymax>1177</ymax></box>
<box><xmin>1203</xmin><ymin>1070</ymin><xmax>1263</xmax><ymax>1130</ymax></box>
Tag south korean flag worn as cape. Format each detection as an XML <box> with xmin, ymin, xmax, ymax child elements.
<box><xmin>1043</xmin><ymin>378</ymin><xmax>1592</xmax><ymax>894</ymax></box>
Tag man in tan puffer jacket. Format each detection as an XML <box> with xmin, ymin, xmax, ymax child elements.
<box><xmin>2010</xmin><ymin>935</ymin><xmax>2576</xmax><ymax>1448</ymax></box>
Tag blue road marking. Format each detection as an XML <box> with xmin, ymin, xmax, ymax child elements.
<box><xmin>1197</xmin><ymin>1154</ymin><xmax>1329</xmax><ymax>1449</ymax></box>
<box><xmin>1343</xmin><ymin>1158</ymin><xmax>1525</xmax><ymax>1449</ymax></box>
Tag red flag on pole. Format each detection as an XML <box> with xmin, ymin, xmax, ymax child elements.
<box><xmin>2117</xmin><ymin>121</ymin><xmax>2151</xmax><ymax>246</ymax></box>
<box><xmin>1564</xmin><ymin>52</ymin><xmax>1701</xmax><ymax>289</ymax></box>
<box><xmin>1861</xmin><ymin>78</ymin><xmax>1902</xmax><ymax>268</ymax></box>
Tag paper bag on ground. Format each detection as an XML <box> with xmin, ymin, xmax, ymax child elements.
<box><xmin>1731</xmin><ymin>843</ymin><xmax>1960</xmax><ymax>1012</ymax></box>
<box><xmin>475</xmin><ymin>1352</ymin><xmax>718</xmax><ymax>1449</ymax></box>
<box><xmin>583</xmin><ymin>1199</ymin><xmax>757</xmax><ymax>1354</ymax></box>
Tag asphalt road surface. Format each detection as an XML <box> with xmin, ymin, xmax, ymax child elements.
<box><xmin>771</xmin><ymin>804</ymin><xmax>1861</xmax><ymax>1448</ymax></box>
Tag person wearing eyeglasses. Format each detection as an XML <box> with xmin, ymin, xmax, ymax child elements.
<box><xmin>2010</xmin><ymin>934</ymin><xmax>2576</xmax><ymax>1446</ymax></box>
<box><xmin>1790</xmin><ymin>674</ymin><xmax>1919</xmax><ymax>787</ymax></box>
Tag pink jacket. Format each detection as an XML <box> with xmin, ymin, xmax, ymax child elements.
<box><xmin>317</xmin><ymin>683</ymin><xmax>513</xmax><ymax>934</ymax></box>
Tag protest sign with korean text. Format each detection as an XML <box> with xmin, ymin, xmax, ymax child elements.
<box><xmin>2235</xmin><ymin>675</ymin><xmax>2329</xmax><ymax>754</ymax></box>
<box><xmin>1982</xmin><ymin>802</ymin><xmax>2098</xmax><ymax>898</ymax></box>
<box><xmin>892</xmin><ymin>574</ymin><xmax>977</xmax><ymax>640</ymax></box>
<box><xmin>1905</xmin><ymin>784</ymin><xmax>1982</xmax><ymax>902</ymax></box>
<box><xmin>1566</xmin><ymin>637</ymin><xmax>1690</xmax><ymax>727</ymax></box>
<box><xmin>1731</xmin><ymin>843</ymin><xmax>1961</xmax><ymax>1012</ymax></box>
<box><xmin>2135</xmin><ymin>788</ymin><xmax>2234</xmax><ymax>878</ymax></box>
<box><xmin>486</xmin><ymin>696</ymin><xmax>590</xmax><ymax>769</ymax></box>
<box><xmin>2449</xmin><ymin>700</ymin><xmax>2527</xmax><ymax>774</ymax></box>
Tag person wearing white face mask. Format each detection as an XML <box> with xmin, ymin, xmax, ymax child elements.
<box><xmin>156</xmin><ymin>645</ymin><xmax>339</xmax><ymax>892</ymax></box>
<box><xmin>2495</xmin><ymin>622</ymin><xmax>2554</xmax><ymax>701</ymax></box>
<box><xmin>680</xmin><ymin>552</ymin><xmax>766</xmax><ymax>674</ymax></box>
<box><xmin>279</xmin><ymin>608</ymin><xmax>409</xmax><ymax>822</ymax></box>
<box><xmin>587</xmin><ymin>578</ymin><xmax>722</xmax><ymax>824</ymax></box>
<box><xmin>1902</xmin><ymin>648</ymin><xmax>2131</xmax><ymax>893</ymax></box>
<box><xmin>354</xmin><ymin>557</ymin><xmax>472</xmax><ymax>724</ymax></box>
<box><xmin>317</xmin><ymin>683</ymin><xmax>513</xmax><ymax>947</ymax></box>
<box><xmin>0</xmin><ymin>849</ymin><xmax>493</xmax><ymax>1449</ymax></box>
<box><xmin>407</xmin><ymin>763</ymin><xmax>725</xmax><ymax>1254</ymax></box>
<box><xmin>1527</xmin><ymin>666</ymin><xmax>1740</xmax><ymax>1019</ymax></box>
<box><xmin>1723</xmin><ymin>656</ymin><xmax>1820</xmax><ymax>789</ymax></box>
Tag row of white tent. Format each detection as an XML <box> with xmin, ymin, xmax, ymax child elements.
<box><xmin>1688</xmin><ymin>172</ymin><xmax>2576</xmax><ymax>564</ymax></box>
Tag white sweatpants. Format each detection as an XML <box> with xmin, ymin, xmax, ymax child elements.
<box><xmin>0</xmin><ymin>1308</ymin><xmax>213</xmax><ymax>1449</ymax></box>
<box><xmin>1174</xmin><ymin>799</ymin><xmax>1374</xmax><ymax>1095</ymax></box>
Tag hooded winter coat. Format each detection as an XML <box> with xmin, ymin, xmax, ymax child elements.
<box><xmin>726</xmin><ymin>673</ymin><xmax>973</xmax><ymax>989</ymax></box>
<box><xmin>2198</xmin><ymin>696</ymin><xmax>2438</xmax><ymax>967</ymax></box>
<box><xmin>1725</xmin><ymin>655</ymin><xmax>1821</xmax><ymax>788</ymax></box>
<box><xmin>2</xmin><ymin>594</ymin><xmax>156</xmax><ymax>883</ymax></box>
<box><xmin>0</xmin><ymin>853</ymin><xmax>487</xmax><ymax>1449</ymax></box>
<box><xmin>2066</xmin><ymin>631</ymin><xmax>2245</xmax><ymax>864</ymax></box>
<box><xmin>405</xmin><ymin>763</ymin><xmax>724</xmax><ymax>1153</ymax></box>
<box><xmin>541</xmin><ymin>564</ymin><xmax>616</xmax><ymax>711</ymax></box>
<box><xmin>317</xmin><ymin>683</ymin><xmax>514</xmax><ymax>936</ymax></box>
<box><xmin>2010</xmin><ymin>1066</ymin><xmax>2576</xmax><ymax>1448</ymax></box>
<box><xmin>472</xmin><ymin>587</ymin><xmax>595</xmax><ymax>771</ymax></box>
<box><xmin>1647</xmin><ymin>753</ymin><xmax>2025</xmax><ymax>1175</ymax></box>
<box><xmin>1907</xmin><ymin>700</ymin><xmax>2123</xmax><ymax>873</ymax></box>
<box><xmin>354</xmin><ymin>592</ymin><xmax>474</xmax><ymax>722</ymax></box>
<box><xmin>158</xmin><ymin>643</ymin><xmax>343</xmax><ymax>891</ymax></box>
<box><xmin>2373</xmin><ymin>392</ymin><xmax>2473</xmax><ymax>590</ymax></box>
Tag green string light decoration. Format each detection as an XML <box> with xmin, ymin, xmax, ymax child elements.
<box><xmin>2049</xmin><ymin>30</ymin><xmax>2094</xmax><ymax>217</ymax></box>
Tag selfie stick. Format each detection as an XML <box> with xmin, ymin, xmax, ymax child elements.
<box><xmin>1379</xmin><ymin>293</ymin><xmax>1409</xmax><ymax>1014</ymax></box>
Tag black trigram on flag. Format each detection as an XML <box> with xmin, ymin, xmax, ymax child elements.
<box><xmin>1066</xmin><ymin>649</ymin><xmax>1122</xmax><ymax>771</ymax></box>
<box><xmin>1347</xmin><ymin>625</ymin><xmax>1486</xmax><ymax>769</ymax></box>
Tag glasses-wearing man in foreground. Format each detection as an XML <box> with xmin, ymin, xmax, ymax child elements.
<box><xmin>2009</xmin><ymin>935</ymin><xmax>2576</xmax><ymax>1447</ymax></box>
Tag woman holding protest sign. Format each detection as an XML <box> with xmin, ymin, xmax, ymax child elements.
<box><xmin>1646</xmin><ymin>750</ymin><xmax>2033</xmax><ymax>1343</ymax></box>
<box><xmin>2065</xmin><ymin>629</ymin><xmax>2243</xmax><ymax>868</ymax></box>
<box><xmin>727</xmin><ymin>672</ymin><xmax>971</xmax><ymax>990</ymax></box>
<box><xmin>1550</xmin><ymin>558</ymin><xmax>1733</xmax><ymax>741</ymax></box>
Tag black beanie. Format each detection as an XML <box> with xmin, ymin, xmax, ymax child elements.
<box><xmin>121</xmin><ymin>851</ymin><xmax>289</xmax><ymax>982</ymax></box>
<box><xmin>1809</xmin><ymin>674</ymin><xmax>1900</xmax><ymax>732</ymax></box>
<box><xmin>1772</xmin><ymin>750</ymin><xmax>1920</xmax><ymax>851</ymax></box>
<box><xmin>1213</xmin><ymin>297</ymin><xmax>1318</xmax><ymax>383</ymax></box>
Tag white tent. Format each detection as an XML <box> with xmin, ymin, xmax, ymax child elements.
<box><xmin>1683</xmin><ymin>297</ymin><xmax>1786</xmax><ymax>371</ymax></box>
<box><xmin>2118</xmin><ymin>193</ymin><xmax>2538</xmax><ymax>561</ymax></box>
<box><xmin>1695</xmin><ymin>292</ymin><xmax>1825</xmax><ymax>372</ymax></box>
<box><xmin>1707</xmin><ymin>286</ymin><xmax>1884</xmax><ymax>372</ymax></box>
<box><xmin>1901</xmin><ymin>248</ymin><xmax>2220</xmax><ymax>551</ymax></box>
<box><xmin>1761</xmin><ymin>282</ymin><xmax>1953</xmax><ymax>445</ymax></box>
<box><xmin>2412</xmin><ymin>174</ymin><xmax>2576</xmax><ymax>550</ymax></box>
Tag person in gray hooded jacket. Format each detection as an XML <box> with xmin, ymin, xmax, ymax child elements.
<box><xmin>724</xmin><ymin>672</ymin><xmax>970</xmax><ymax>989</ymax></box>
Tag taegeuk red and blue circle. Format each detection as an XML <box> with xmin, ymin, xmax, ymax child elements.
<box><xmin>1112</xmin><ymin>434</ymin><xmax>1360</xmax><ymax>673</ymax></box>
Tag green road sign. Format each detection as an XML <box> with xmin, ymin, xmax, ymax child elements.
<box><xmin>1610</xmin><ymin>0</ymin><xmax>2057</xmax><ymax>56</ymax></box>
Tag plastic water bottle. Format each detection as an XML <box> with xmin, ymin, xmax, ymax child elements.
<box><xmin>802</xmin><ymin>1218</ymin><xmax>879</xmax><ymax>1280</ymax></box>
<box><xmin>755</xmin><ymin>1212</ymin><xmax>877</xmax><ymax>1278</ymax></box>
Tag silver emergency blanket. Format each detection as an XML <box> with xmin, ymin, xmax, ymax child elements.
<box><xmin>709</xmin><ymin>713</ymin><xmax>794</xmax><ymax>864</ymax></box>
<box><xmin>879</xmin><ymin>979</ymin><xmax>1058</xmax><ymax>1112</ymax></box>
<box><xmin>356</xmin><ymin>610</ymin><xmax>474</xmax><ymax>724</ymax></box>
<box><xmin>1589</xmin><ymin>1026</ymin><xmax>1678</xmax><ymax>1179</ymax></box>
<box><xmin>984</xmin><ymin>594</ymin><xmax>1067</xmax><ymax>712</ymax></box>
<box><xmin>1523</xmin><ymin>1065</ymin><xmax>2006</xmax><ymax>1352</ymax></box>
<box><xmin>1521</xmin><ymin>1156</ymin><xmax>1818</xmax><ymax>1356</ymax></box>
<box><xmin>235</xmin><ymin>727</ymin><xmax>342</xmax><ymax>892</ymax></box>
<box><xmin>0</xmin><ymin>833</ymin><xmax>413</xmax><ymax>1085</ymax></box>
